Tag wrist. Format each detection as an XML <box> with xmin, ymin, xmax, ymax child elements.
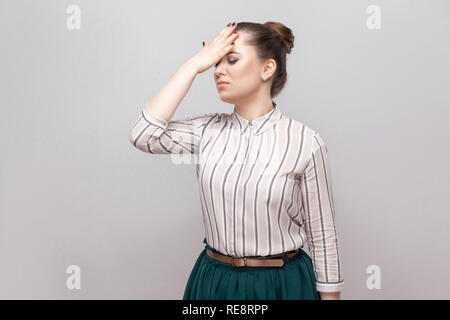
<box><xmin>181</xmin><ymin>59</ymin><xmax>199</xmax><ymax>76</ymax></box>
<box><xmin>319</xmin><ymin>291</ymin><xmax>341</xmax><ymax>300</ymax></box>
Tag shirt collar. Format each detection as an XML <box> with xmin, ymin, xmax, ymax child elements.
<box><xmin>231</xmin><ymin>102</ymin><xmax>282</xmax><ymax>135</ymax></box>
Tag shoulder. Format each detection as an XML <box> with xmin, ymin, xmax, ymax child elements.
<box><xmin>210</xmin><ymin>112</ymin><xmax>234</xmax><ymax>126</ymax></box>
<box><xmin>194</xmin><ymin>112</ymin><xmax>229</xmax><ymax>136</ymax></box>
<box><xmin>280</xmin><ymin>114</ymin><xmax>318</xmax><ymax>140</ymax></box>
<box><xmin>177</xmin><ymin>112</ymin><xmax>219</xmax><ymax>123</ymax></box>
<box><xmin>281</xmin><ymin>115</ymin><xmax>330</xmax><ymax>153</ymax></box>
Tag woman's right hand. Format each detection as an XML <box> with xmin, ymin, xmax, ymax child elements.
<box><xmin>188</xmin><ymin>22</ymin><xmax>240</xmax><ymax>75</ymax></box>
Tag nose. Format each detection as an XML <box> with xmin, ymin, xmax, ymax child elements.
<box><xmin>214</xmin><ymin>60</ymin><xmax>226</xmax><ymax>76</ymax></box>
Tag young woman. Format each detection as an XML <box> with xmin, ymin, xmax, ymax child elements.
<box><xmin>129</xmin><ymin>21</ymin><xmax>344</xmax><ymax>300</ymax></box>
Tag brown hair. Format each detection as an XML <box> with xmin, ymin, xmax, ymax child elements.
<box><xmin>235</xmin><ymin>21</ymin><xmax>294</xmax><ymax>98</ymax></box>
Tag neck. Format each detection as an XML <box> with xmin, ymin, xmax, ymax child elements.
<box><xmin>234</xmin><ymin>99</ymin><xmax>275</xmax><ymax>121</ymax></box>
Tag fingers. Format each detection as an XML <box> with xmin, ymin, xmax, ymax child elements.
<box><xmin>213</xmin><ymin>22</ymin><xmax>238</xmax><ymax>45</ymax></box>
<box><xmin>224</xmin><ymin>43</ymin><xmax>235</xmax><ymax>52</ymax></box>
<box><xmin>222</xmin><ymin>22</ymin><xmax>238</xmax><ymax>39</ymax></box>
<box><xmin>225</xmin><ymin>31</ymin><xmax>239</xmax><ymax>46</ymax></box>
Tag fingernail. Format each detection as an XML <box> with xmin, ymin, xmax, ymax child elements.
<box><xmin>227</xmin><ymin>23</ymin><xmax>231</xmax><ymax>27</ymax></box>
<box><xmin>231</xmin><ymin>42</ymin><xmax>235</xmax><ymax>45</ymax></box>
<box><xmin>202</xmin><ymin>41</ymin><xmax>205</xmax><ymax>46</ymax></box>
<box><xmin>231</xmin><ymin>22</ymin><xmax>236</xmax><ymax>26</ymax></box>
<box><xmin>233</xmin><ymin>30</ymin><xmax>237</xmax><ymax>34</ymax></box>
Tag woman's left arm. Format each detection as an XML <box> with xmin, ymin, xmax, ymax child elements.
<box><xmin>300</xmin><ymin>132</ymin><xmax>345</xmax><ymax>295</ymax></box>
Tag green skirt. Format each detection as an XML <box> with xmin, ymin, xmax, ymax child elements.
<box><xmin>183</xmin><ymin>238</ymin><xmax>320</xmax><ymax>300</ymax></box>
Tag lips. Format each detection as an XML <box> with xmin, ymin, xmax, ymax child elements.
<box><xmin>217</xmin><ymin>81</ymin><xmax>229</xmax><ymax>85</ymax></box>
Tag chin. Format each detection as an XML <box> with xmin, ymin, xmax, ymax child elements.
<box><xmin>218</xmin><ymin>95</ymin><xmax>236</xmax><ymax>104</ymax></box>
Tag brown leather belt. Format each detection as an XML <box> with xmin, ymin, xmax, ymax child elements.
<box><xmin>206</xmin><ymin>248</ymin><xmax>300</xmax><ymax>267</ymax></box>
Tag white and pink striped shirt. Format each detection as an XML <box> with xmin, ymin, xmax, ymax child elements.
<box><xmin>129</xmin><ymin>102</ymin><xmax>344</xmax><ymax>292</ymax></box>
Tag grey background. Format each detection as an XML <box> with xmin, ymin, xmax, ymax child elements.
<box><xmin>0</xmin><ymin>0</ymin><xmax>449</xmax><ymax>299</ymax></box>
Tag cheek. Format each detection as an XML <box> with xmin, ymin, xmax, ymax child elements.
<box><xmin>232</xmin><ymin>61</ymin><xmax>259</xmax><ymax>87</ymax></box>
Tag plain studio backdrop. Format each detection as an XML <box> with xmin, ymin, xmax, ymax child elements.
<box><xmin>0</xmin><ymin>0</ymin><xmax>449</xmax><ymax>299</ymax></box>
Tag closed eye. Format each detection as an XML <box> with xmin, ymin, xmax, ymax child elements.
<box><xmin>214</xmin><ymin>59</ymin><xmax>238</xmax><ymax>68</ymax></box>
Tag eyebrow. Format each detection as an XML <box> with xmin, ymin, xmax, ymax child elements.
<box><xmin>227</xmin><ymin>51</ymin><xmax>240</xmax><ymax>55</ymax></box>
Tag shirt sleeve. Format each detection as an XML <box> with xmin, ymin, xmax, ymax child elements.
<box><xmin>129</xmin><ymin>104</ymin><xmax>218</xmax><ymax>154</ymax></box>
<box><xmin>300</xmin><ymin>132</ymin><xmax>344</xmax><ymax>293</ymax></box>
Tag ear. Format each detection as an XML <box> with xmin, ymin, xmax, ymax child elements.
<box><xmin>262</xmin><ymin>58</ymin><xmax>276</xmax><ymax>80</ymax></box>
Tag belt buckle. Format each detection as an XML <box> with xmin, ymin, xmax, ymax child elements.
<box><xmin>231</xmin><ymin>257</ymin><xmax>247</xmax><ymax>267</ymax></box>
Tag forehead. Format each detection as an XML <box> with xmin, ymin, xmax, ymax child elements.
<box><xmin>228</xmin><ymin>33</ymin><xmax>253</xmax><ymax>56</ymax></box>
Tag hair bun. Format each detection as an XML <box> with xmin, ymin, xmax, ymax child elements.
<box><xmin>264</xmin><ymin>21</ymin><xmax>294</xmax><ymax>54</ymax></box>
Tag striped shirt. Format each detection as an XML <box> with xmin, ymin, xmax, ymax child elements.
<box><xmin>129</xmin><ymin>102</ymin><xmax>344</xmax><ymax>293</ymax></box>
